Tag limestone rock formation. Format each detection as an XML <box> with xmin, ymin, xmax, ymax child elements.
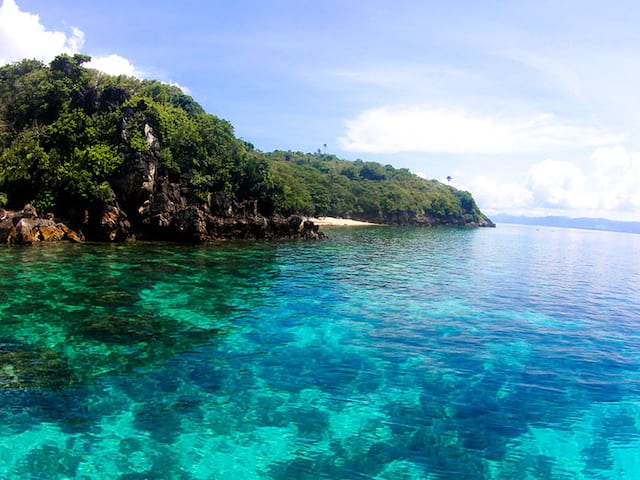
<box><xmin>0</xmin><ymin>206</ymin><xmax>83</xmax><ymax>245</ymax></box>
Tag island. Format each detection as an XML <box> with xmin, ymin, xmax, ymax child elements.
<box><xmin>0</xmin><ymin>54</ymin><xmax>494</xmax><ymax>245</ymax></box>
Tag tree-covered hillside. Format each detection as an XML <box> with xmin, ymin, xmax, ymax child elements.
<box><xmin>0</xmin><ymin>54</ymin><xmax>492</xmax><ymax>240</ymax></box>
<box><xmin>0</xmin><ymin>54</ymin><xmax>267</xmax><ymax>213</ymax></box>
<box><xmin>265</xmin><ymin>151</ymin><xmax>488</xmax><ymax>225</ymax></box>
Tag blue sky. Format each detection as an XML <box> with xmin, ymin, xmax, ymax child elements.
<box><xmin>2</xmin><ymin>0</ymin><xmax>640</xmax><ymax>220</ymax></box>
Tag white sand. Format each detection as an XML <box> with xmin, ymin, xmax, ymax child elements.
<box><xmin>307</xmin><ymin>216</ymin><xmax>380</xmax><ymax>226</ymax></box>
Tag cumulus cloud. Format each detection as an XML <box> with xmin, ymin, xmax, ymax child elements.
<box><xmin>464</xmin><ymin>146</ymin><xmax>640</xmax><ymax>217</ymax></box>
<box><xmin>168</xmin><ymin>82</ymin><xmax>191</xmax><ymax>95</ymax></box>
<box><xmin>589</xmin><ymin>146</ymin><xmax>640</xmax><ymax>210</ymax></box>
<box><xmin>463</xmin><ymin>176</ymin><xmax>534</xmax><ymax>211</ymax></box>
<box><xmin>86</xmin><ymin>54</ymin><xmax>138</xmax><ymax>77</ymax></box>
<box><xmin>0</xmin><ymin>0</ymin><xmax>84</xmax><ymax>64</ymax></box>
<box><xmin>339</xmin><ymin>106</ymin><xmax>625</xmax><ymax>155</ymax></box>
<box><xmin>525</xmin><ymin>150</ymin><xmax>640</xmax><ymax>212</ymax></box>
<box><xmin>0</xmin><ymin>0</ymin><xmax>146</xmax><ymax>79</ymax></box>
<box><xmin>528</xmin><ymin>159</ymin><xmax>596</xmax><ymax>209</ymax></box>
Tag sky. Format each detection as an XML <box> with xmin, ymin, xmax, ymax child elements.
<box><xmin>2</xmin><ymin>0</ymin><xmax>640</xmax><ymax>220</ymax></box>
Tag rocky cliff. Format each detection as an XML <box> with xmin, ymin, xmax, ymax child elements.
<box><xmin>0</xmin><ymin>56</ymin><xmax>492</xmax><ymax>245</ymax></box>
<box><xmin>0</xmin><ymin>205</ymin><xmax>83</xmax><ymax>244</ymax></box>
<box><xmin>0</xmin><ymin>201</ymin><xmax>322</xmax><ymax>245</ymax></box>
<box><xmin>0</xmin><ymin>128</ymin><xmax>323</xmax><ymax>245</ymax></box>
<box><xmin>76</xmin><ymin>121</ymin><xmax>322</xmax><ymax>243</ymax></box>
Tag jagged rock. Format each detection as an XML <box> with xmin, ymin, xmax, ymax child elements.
<box><xmin>2</xmin><ymin>106</ymin><xmax>325</xmax><ymax>245</ymax></box>
<box><xmin>476</xmin><ymin>218</ymin><xmax>496</xmax><ymax>228</ymax></box>
<box><xmin>95</xmin><ymin>205</ymin><xmax>130</xmax><ymax>241</ymax></box>
<box><xmin>288</xmin><ymin>215</ymin><xmax>304</xmax><ymax>232</ymax></box>
<box><xmin>63</xmin><ymin>227</ymin><xmax>84</xmax><ymax>243</ymax></box>
<box><xmin>207</xmin><ymin>193</ymin><xmax>234</xmax><ymax>217</ymax></box>
<box><xmin>111</xmin><ymin>151</ymin><xmax>159</xmax><ymax>212</ymax></box>
<box><xmin>15</xmin><ymin>218</ymin><xmax>39</xmax><ymax>244</ymax></box>
<box><xmin>101</xmin><ymin>86</ymin><xmax>130</xmax><ymax>111</ymax></box>
<box><xmin>172</xmin><ymin>206</ymin><xmax>208</xmax><ymax>242</ymax></box>
<box><xmin>22</xmin><ymin>204</ymin><xmax>37</xmax><ymax>219</ymax></box>
<box><xmin>0</xmin><ymin>207</ymin><xmax>84</xmax><ymax>245</ymax></box>
<box><xmin>38</xmin><ymin>224</ymin><xmax>67</xmax><ymax>242</ymax></box>
<box><xmin>143</xmin><ymin>123</ymin><xmax>160</xmax><ymax>152</ymax></box>
<box><xmin>74</xmin><ymin>85</ymin><xmax>130</xmax><ymax>115</ymax></box>
<box><xmin>0</xmin><ymin>218</ymin><xmax>15</xmax><ymax>244</ymax></box>
<box><xmin>302</xmin><ymin>219</ymin><xmax>322</xmax><ymax>239</ymax></box>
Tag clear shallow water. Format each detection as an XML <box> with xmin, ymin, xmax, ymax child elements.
<box><xmin>1</xmin><ymin>224</ymin><xmax>640</xmax><ymax>479</ymax></box>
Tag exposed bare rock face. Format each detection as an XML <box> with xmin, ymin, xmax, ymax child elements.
<box><xmin>0</xmin><ymin>206</ymin><xmax>83</xmax><ymax>245</ymax></box>
<box><xmin>1</xmin><ymin>89</ymin><xmax>323</xmax><ymax>245</ymax></box>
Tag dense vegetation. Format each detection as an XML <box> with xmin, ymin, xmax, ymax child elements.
<box><xmin>0</xmin><ymin>54</ymin><xmax>489</xmax><ymax>226</ymax></box>
<box><xmin>265</xmin><ymin>150</ymin><xmax>484</xmax><ymax>223</ymax></box>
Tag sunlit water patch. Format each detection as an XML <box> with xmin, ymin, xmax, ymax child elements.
<box><xmin>1</xmin><ymin>225</ymin><xmax>640</xmax><ymax>479</ymax></box>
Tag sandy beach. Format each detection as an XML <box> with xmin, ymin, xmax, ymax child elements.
<box><xmin>307</xmin><ymin>216</ymin><xmax>380</xmax><ymax>226</ymax></box>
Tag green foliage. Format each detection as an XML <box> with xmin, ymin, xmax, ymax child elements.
<box><xmin>262</xmin><ymin>151</ymin><xmax>488</xmax><ymax>224</ymax></box>
<box><xmin>0</xmin><ymin>55</ymin><xmax>488</xmax><ymax>226</ymax></box>
<box><xmin>0</xmin><ymin>59</ymin><xmax>49</xmax><ymax>131</ymax></box>
<box><xmin>360</xmin><ymin>162</ymin><xmax>387</xmax><ymax>181</ymax></box>
<box><xmin>0</xmin><ymin>56</ymin><xmax>126</xmax><ymax>210</ymax></box>
<box><xmin>0</xmin><ymin>128</ymin><xmax>52</xmax><ymax>209</ymax></box>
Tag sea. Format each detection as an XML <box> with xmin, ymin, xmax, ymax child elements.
<box><xmin>0</xmin><ymin>223</ymin><xmax>639</xmax><ymax>479</ymax></box>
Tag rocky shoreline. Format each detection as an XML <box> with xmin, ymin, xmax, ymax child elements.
<box><xmin>0</xmin><ymin>97</ymin><xmax>488</xmax><ymax>246</ymax></box>
<box><xmin>0</xmin><ymin>117</ymin><xmax>326</xmax><ymax>245</ymax></box>
<box><xmin>0</xmin><ymin>58</ymin><xmax>495</xmax><ymax>247</ymax></box>
<box><xmin>0</xmin><ymin>204</ymin><xmax>323</xmax><ymax>245</ymax></box>
<box><xmin>0</xmin><ymin>206</ymin><xmax>83</xmax><ymax>245</ymax></box>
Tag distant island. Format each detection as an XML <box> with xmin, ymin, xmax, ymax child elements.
<box><xmin>0</xmin><ymin>54</ymin><xmax>493</xmax><ymax>244</ymax></box>
<box><xmin>492</xmin><ymin>214</ymin><xmax>640</xmax><ymax>235</ymax></box>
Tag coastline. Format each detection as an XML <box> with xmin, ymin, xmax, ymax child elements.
<box><xmin>307</xmin><ymin>216</ymin><xmax>381</xmax><ymax>226</ymax></box>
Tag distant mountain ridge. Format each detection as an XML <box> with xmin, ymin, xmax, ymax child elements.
<box><xmin>492</xmin><ymin>214</ymin><xmax>640</xmax><ymax>234</ymax></box>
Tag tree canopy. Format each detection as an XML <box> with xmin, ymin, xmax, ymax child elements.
<box><xmin>0</xmin><ymin>54</ymin><xmax>490</xmax><ymax>226</ymax></box>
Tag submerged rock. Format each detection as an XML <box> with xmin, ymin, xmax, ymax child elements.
<box><xmin>73</xmin><ymin>313</ymin><xmax>167</xmax><ymax>345</ymax></box>
<box><xmin>0</xmin><ymin>341</ymin><xmax>75</xmax><ymax>390</ymax></box>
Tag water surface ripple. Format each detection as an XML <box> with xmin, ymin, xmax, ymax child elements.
<box><xmin>1</xmin><ymin>224</ymin><xmax>639</xmax><ymax>479</ymax></box>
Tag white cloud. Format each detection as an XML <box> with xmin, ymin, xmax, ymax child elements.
<box><xmin>525</xmin><ymin>151</ymin><xmax>640</xmax><ymax>213</ymax></box>
<box><xmin>589</xmin><ymin>146</ymin><xmax>640</xmax><ymax>210</ymax></box>
<box><xmin>463</xmin><ymin>146</ymin><xmax>640</xmax><ymax>218</ymax></box>
<box><xmin>0</xmin><ymin>0</ymin><xmax>84</xmax><ymax>64</ymax></box>
<box><xmin>462</xmin><ymin>176</ymin><xmax>534</xmax><ymax>211</ymax></box>
<box><xmin>527</xmin><ymin>159</ymin><xmax>597</xmax><ymax>209</ymax></box>
<box><xmin>168</xmin><ymin>82</ymin><xmax>191</xmax><ymax>95</ymax></box>
<box><xmin>66</xmin><ymin>26</ymin><xmax>85</xmax><ymax>53</ymax></box>
<box><xmin>86</xmin><ymin>54</ymin><xmax>137</xmax><ymax>77</ymax></box>
<box><xmin>0</xmin><ymin>0</ymin><xmax>146</xmax><ymax>80</ymax></box>
<box><xmin>339</xmin><ymin>106</ymin><xmax>625</xmax><ymax>155</ymax></box>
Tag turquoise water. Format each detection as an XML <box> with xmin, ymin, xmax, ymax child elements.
<box><xmin>1</xmin><ymin>224</ymin><xmax>640</xmax><ymax>479</ymax></box>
